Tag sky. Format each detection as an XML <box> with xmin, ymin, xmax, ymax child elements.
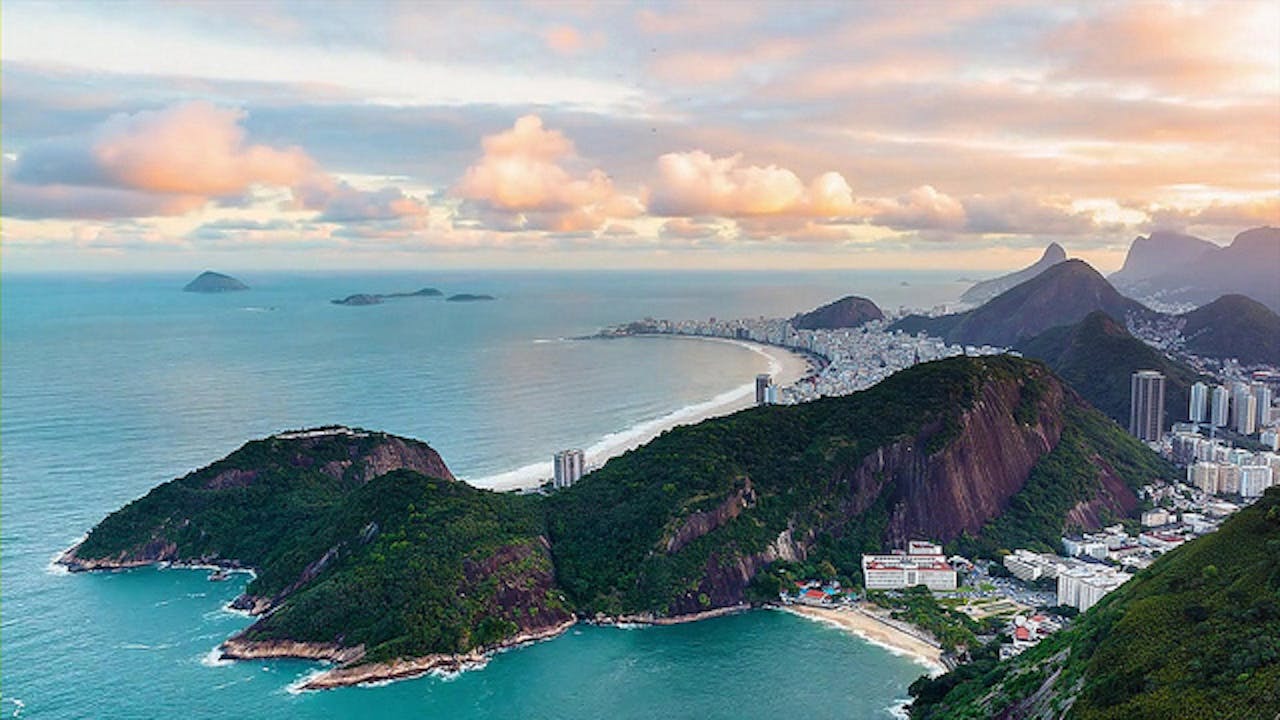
<box><xmin>1</xmin><ymin>0</ymin><xmax>1277</xmax><ymax>272</ymax></box>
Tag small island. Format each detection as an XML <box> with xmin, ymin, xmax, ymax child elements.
<box><xmin>183</xmin><ymin>271</ymin><xmax>249</xmax><ymax>293</ymax></box>
<box><xmin>446</xmin><ymin>293</ymin><xmax>496</xmax><ymax>302</ymax></box>
<box><xmin>331</xmin><ymin>288</ymin><xmax>442</xmax><ymax>306</ymax></box>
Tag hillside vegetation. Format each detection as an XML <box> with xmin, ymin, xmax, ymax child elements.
<box><xmin>910</xmin><ymin>488</ymin><xmax>1280</xmax><ymax>720</ymax></box>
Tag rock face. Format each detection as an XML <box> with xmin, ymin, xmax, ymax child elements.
<box><xmin>960</xmin><ymin>243</ymin><xmax>1067</xmax><ymax>305</ymax></box>
<box><xmin>791</xmin><ymin>295</ymin><xmax>885</xmax><ymax>330</ymax></box>
<box><xmin>183</xmin><ymin>271</ymin><xmax>248</xmax><ymax>293</ymax></box>
<box><xmin>895</xmin><ymin>259</ymin><xmax>1156</xmax><ymax>347</ymax></box>
<box><xmin>1110</xmin><ymin>230</ymin><xmax>1217</xmax><ymax>286</ymax></box>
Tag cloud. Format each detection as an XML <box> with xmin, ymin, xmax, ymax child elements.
<box><xmin>292</xmin><ymin>176</ymin><xmax>429</xmax><ymax>222</ymax></box>
<box><xmin>1147</xmin><ymin>195</ymin><xmax>1280</xmax><ymax>230</ymax></box>
<box><xmin>543</xmin><ymin>25</ymin><xmax>601</xmax><ymax>55</ymax></box>
<box><xmin>453</xmin><ymin>115</ymin><xmax>644</xmax><ymax>232</ymax></box>
<box><xmin>650</xmin><ymin>151</ymin><xmax>855</xmax><ymax>218</ymax></box>
<box><xmin>860</xmin><ymin>186</ymin><xmax>1101</xmax><ymax>236</ymax></box>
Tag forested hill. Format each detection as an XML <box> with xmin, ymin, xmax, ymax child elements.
<box><xmin>64</xmin><ymin>357</ymin><xmax>1175</xmax><ymax>678</ymax></box>
<box><xmin>909</xmin><ymin>488</ymin><xmax>1280</xmax><ymax>720</ymax></box>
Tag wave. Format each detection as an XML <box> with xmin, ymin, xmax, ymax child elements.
<box><xmin>201</xmin><ymin>647</ymin><xmax>234</xmax><ymax>668</ymax></box>
<box><xmin>782</xmin><ymin>607</ymin><xmax>946</xmax><ymax>676</ymax></box>
<box><xmin>119</xmin><ymin>642</ymin><xmax>177</xmax><ymax>651</ymax></box>
<box><xmin>45</xmin><ymin>534</ymin><xmax>87</xmax><ymax>575</ymax></box>
<box><xmin>885</xmin><ymin>697</ymin><xmax>912</xmax><ymax>719</ymax></box>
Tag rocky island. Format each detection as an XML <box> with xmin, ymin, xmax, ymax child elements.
<box><xmin>446</xmin><ymin>293</ymin><xmax>495</xmax><ymax>302</ymax></box>
<box><xmin>183</xmin><ymin>271</ymin><xmax>249</xmax><ymax>293</ymax></box>
<box><xmin>331</xmin><ymin>288</ymin><xmax>442</xmax><ymax>306</ymax></box>
<box><xmin>61</xmin><ymin>357</ymin><xmax>1174</xmax><ymax>689</ymax></box>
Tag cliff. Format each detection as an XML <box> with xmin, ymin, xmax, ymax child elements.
<box><xmin>1110</xmin><ymin>230</ymin><xmax>1216</xmax><ymax>286</ymax></box>
<box><xmin>791</xmin><ymin>295</ymin><xmax>885</xmax><ymax>330</ymax></box>
<box><xmin>961</xmin><ymin>243</ymin><xmax>1067</xmax><ymax>305</ymax></box>
<box><xmin>1113</xmin><ymin>226</ymin><xmax>1280</xmax><ymax>312</ymax></box>
<box><xmin>909</xmin><ymin>488</ymin><xmax>1280</xmax><ymax>720</ymax></box>
<box><xmin>183</xmin><ymin>270</ymin><xmax>248</xmax><ymax>293</ymax></box>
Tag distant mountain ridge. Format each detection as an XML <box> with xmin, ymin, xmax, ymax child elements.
<box><xmin>1112</xmin><ymin>226</ymin><xmax>1280</xmax><ymax>312</ymax></box>
<box><xmin>791</xmin><ymin>295</ymin><xmax>884</xmax><ymax>329</ymax></box>
<box><xmin>894</xmin><ymin>259</ymin><xmax>1156</xmax><ymax>347</ymax></box>
<box><xmin>960</xmin><ymin>242</ymin><xmax>1066</xmax><ymax>305</ymax></box>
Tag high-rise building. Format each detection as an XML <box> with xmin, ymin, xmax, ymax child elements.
<box><xmin>1236</xmin><ymin>393</ymin><xmax>1258</xmax><ymax>435</ymax></box>
<box><xmin>553</xmin><ymin>449</ymin><xmax>585</xmax><ymax>489</ymax></box>
<box><xmin>1129</xmin><ymin>370</ymin><xmax>1165</xmax><ymax>442</ymax></box>
<box><xmin>755</xmin><ymin>373</ymin><xmax>772</xmax><ymax>406</ymax></box>
<box><xmin>1188</xmin><ymin>461</ymin><xmax>1219</xmax><ymax>495</ymax></box>
<box><xmin>1211</xmin><ymin>385</ymin><xmax>1230</xmax><ymax>427</ymax></box>
<box><xmin>1240</xmin><ymin>465</ymin><xmax>1273</xmax><ymax>498</ymax></box>
<box><xmin>1189</xmin><ymin>382</ymin><xmax>1208</xmax><ymax>423</ymax></box>
<box><xmin>1253</xmin><ymin>383</ymin><xmax>1272</xmax><ymax>427</ymax></box>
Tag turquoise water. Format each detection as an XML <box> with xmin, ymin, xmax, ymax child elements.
<box><xmin>1</xmin><ymin>271</ymin><xmax>963</xmax><ymax>719</ymax></box>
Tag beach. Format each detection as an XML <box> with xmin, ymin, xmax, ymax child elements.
<box><xmin>468</xmin><ymin>335</ymin><xmax>811</xmax><ymax>491</ymax></box>
<box><xmin>784</xmin><ymin>604</ymin><xmax>946</xmax><ymax>675</ymax></box>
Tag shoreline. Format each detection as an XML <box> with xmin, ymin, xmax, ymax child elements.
<box><xmin>467</xmin><ymin>335</ymin><xmax>811</xmax><ymax>491</ymax></box>
<box><xmin>783</xmin><ymin>604</ymin><xmax>946</xmax><ymax>676</ymax></box>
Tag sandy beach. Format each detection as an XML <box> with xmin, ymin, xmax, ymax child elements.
<box><xmin>784</xmin><ymin>604</ymin><xmax>945</xmax><ymax>675</ymax></box>
<box><xmin>469</xmin><ymin>335</ymin><xmax>811</xmax><ymax>491</ymax></box>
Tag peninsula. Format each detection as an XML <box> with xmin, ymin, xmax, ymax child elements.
<box><xmin>183</xmin><ymin>271</ymin><xmax>248</xmax><ymax>293</ymax></box>
<box><xmin>60</xmin><ymin>357</ymin><xmax>1175</xmax><ymax>689</ymax></box>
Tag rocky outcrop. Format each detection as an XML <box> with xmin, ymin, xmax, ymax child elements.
<box><xmin>183</xmin><ymin>271</ymin><xmax>248</xmax><ymax>293</ymax></box>
<box><xmin>664</xmin><ymin>478</ymin><xmax>757</xmax><ymax>554</ymax></box>
<box><xmin>961</xmin><ymin>243</ymin><xmax>1067</xmax><ymax>305</ymax></box>
<box><xmin>220</xmin><ymin>637</ymin><xmax>366</xmax><ymax>665</ymax></box>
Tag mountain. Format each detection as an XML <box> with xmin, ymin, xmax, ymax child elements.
<box><xmin>1017</xmin><ymin>311</ymin><xmax>1203</xmax><ymax>427</ymax></box>
<box><xmin>791</xmin><ymin>295</ymin><xmax>885</xmax><ymax>330</ymax></box>
<box><xmin>1178</xmin><ymin>294</ymin><xmax>1280</xmax><ymax>366</ymax></box>
<box><xmin>1114</xmin><ymin>227</ymin><xmax>1280</xmax><ymax>312</ymax></box>
<box><xmin>63</xmin><ymin>357</ymin><xmax>1176</xmax><ymax>686</ymax></box>
<box><xmin>908</xmin><ymin>487</ymin><xmax>1280</xmax><ymax>720</ymax></box>
<box><xmin>960</xmin><ymin>243</ymin><xmax>1067</xmax><ymax>305</ymax></box>
<box><xmin>183</xmin><ymin>271</ymin><xmax>248</xmax><ymax>293</ymax></box>
<box><xmin>894</xmin><ymin>260</ymin><xmax>1156</xmax><ymax>348</ymax></box>
<box><xmin>1110</xmin><ymin>230</ymin><xmax>1217</xmax><ymax>287</ymax></box>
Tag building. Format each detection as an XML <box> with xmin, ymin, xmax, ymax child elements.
<box><xmin>861</xmin><ymin>541</ymin><xmax>957</xmax><ymax>591</ymax></box>
<box><xmin>1189</xmin><ymin>382</ymin><xmax>1208</xmax><ymax>423</ymax></box>
<box><xmin>1240</xmin><ymin>465</ymin><xmax>1274</xmax><ymax>498</ymax></box>
<box><xmin>755</xmin><ymin>373</ymin><xmax>772</xmax><ymax>406</ymax></box>
<box><xmin>1003</xmin><ymin>550</ymin><xmax>1062</xmax><ymax>582</ymax></box>
<box><xmin>1129</xmin><ymin>370</ymin><xmax>1166</xmax><ymax>442</ymax></box>
<box><xmin>553</xmin><ymin>449</ymin><xmax>585</xmax><ymax>489</ymax></box>
<box><xmin>1262</xmin><ymin>430</ymin><xmax>1279</xmax><ymax>452</ymax></box>
<box><xmin>1236</xmin><ymin>392</ymin><xmax>1258</xmax><ymax>436</ymax></box>
<box><xmin>1188</xmin><ymin>461</ymin><xmax>1219</xmax><ymax>495</ymax></box>
<box><xmin>1211</xmin><ymin>385</ymin><xmax>1230</xmax><ymax>427</ymax></box>
<box><xmin>1057</xmin><ymin>566</ymin><xmax>1129</xmax><ymax>612</ymax></box>
<box><xmin>1253</xmin><ymin>383</ymin><xmax>1272</xmax><ymax>428</ymax></box>
<box><xmin>1141</xmin><ymin>508</ymin><xmax>1171</xmax><ymax>527</ymax></box>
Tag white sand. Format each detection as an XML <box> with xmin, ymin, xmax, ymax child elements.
<box><xmin>784</xmin><ymin>604</ymin><xmax>946</xmax><ymax>675</ymax></box>
<box><xmin>467</xmin><ymin>336</ymin><xmax>811</xmax><ymax>491</ymax></box>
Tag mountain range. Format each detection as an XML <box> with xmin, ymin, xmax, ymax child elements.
<box><xmin>894</xmin><ymin>260</ymin><xmax>1156</xmax><ymax>348</ymax></box>
<box><xmin>1111</xmin><ymin>226</ymin><xmax>1280</xmax><ymax>312</ymax></box>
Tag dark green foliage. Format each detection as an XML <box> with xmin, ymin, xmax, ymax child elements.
<box><xmin>241</xmin><ymin>471</ymin><xmax>564</xmax><ymax>663</ymax></box>
<box><xmin>1017</xmin><ymin>311</ymin><xmax>1204</xmax><ymax>427</ymax></box>
<box><xmin>910</xmin><ymin>488</ymin><xmax>1280</xmax><ymax>720</ymax></box>
<box><xmin>545</xmin><ymin>357</ymin><xmax>1011</xmax><ymax>615</ymax></box>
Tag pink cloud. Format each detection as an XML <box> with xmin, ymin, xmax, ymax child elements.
<box><xmin>454</xmin><ymin>115</ymin><xmax>644</xmax><ymax>232</ymax></box>
<box><xmin>650</xmin><ymin>151</ymin><xmax>855</xmax><ymax>218</ymax></box>
<box><xmin>543</xmin><ymin>25</ymin><xmax>601</xmax><ymax>55</ymax></box>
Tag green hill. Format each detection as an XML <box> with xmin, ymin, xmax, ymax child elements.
<box><xmin>1179</xmin><ymin>294</ymin><xmax>1280</xmax><ymax>366</ymax></box>
<box><xmin>1017</xmin><ymin>311</ymin><xmax>1204</xmax><ymax>427</ymax></box>
<box><xmin>909</xmin><ymin>488</ymin><xmax>1280</xmax><ymax>720</ymax></box>
<box><xmin>64</xmin><ymin>357</ymin><xmax>1175</xmax><ymax>681</ymax></box>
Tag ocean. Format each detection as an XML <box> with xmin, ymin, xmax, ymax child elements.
<box><xmin>1</xmin><ymin>270</ymin><xmax>966</xmax><ymax>719</ymax></box>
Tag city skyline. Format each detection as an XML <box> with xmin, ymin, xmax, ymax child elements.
<box><xmin>2</xmin><ymin>0</ymin><xmax>1278</xmax><ymax>272</ymax></box>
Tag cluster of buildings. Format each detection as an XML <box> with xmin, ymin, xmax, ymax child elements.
<box><xmin>1188</xmin><ymin>380</ymin><xmax>1275</xmax><ymax>437</ymax></box>
<box><xmin>605</xmin><ymin>316</ymin><xmax>1005</xmax><ymax>404</ymax></box>
<box><xmin>1001</xmin><ymin>613</ymin><xmax>1064</xmax><ymax>659</ymax></box>
<box><xmin>1169</xmin><ymin>432</ymin><xmax>1279</xmax><ymax>498</ymax></box>
<box><xmin>861</xmin><ymin>541</ymin><xmax>960</xmax><ymax>592</ymax></box>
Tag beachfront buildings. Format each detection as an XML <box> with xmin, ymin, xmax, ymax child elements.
<box><xmin>862</xmin><ymin>541</ymin><xmax>958</xmax><ymax>592</ymax></box>
<box><xmin>1057</xmin><ymin>565</ymin><xmax>1129</xmax><ymax>612</ymax></box>
<box><xmin>553</xmin><ymin>449</ymin><xmax>585</xmax><ymax>489</ymax></box>
<box><xmin>1129</xmin><ymin>370</ymin><xmax>1166</xmax><ymax>442</ymax></box>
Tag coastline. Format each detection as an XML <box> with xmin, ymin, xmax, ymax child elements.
<box><xmin>783</xmin><ymin>604</ymin><xmax>946</xmax><ymax>676</ymax></box>
<box><xmin>468</xmin><ymin>335</ymin><xmax>811</xmax><ymax>491</ymax></box>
